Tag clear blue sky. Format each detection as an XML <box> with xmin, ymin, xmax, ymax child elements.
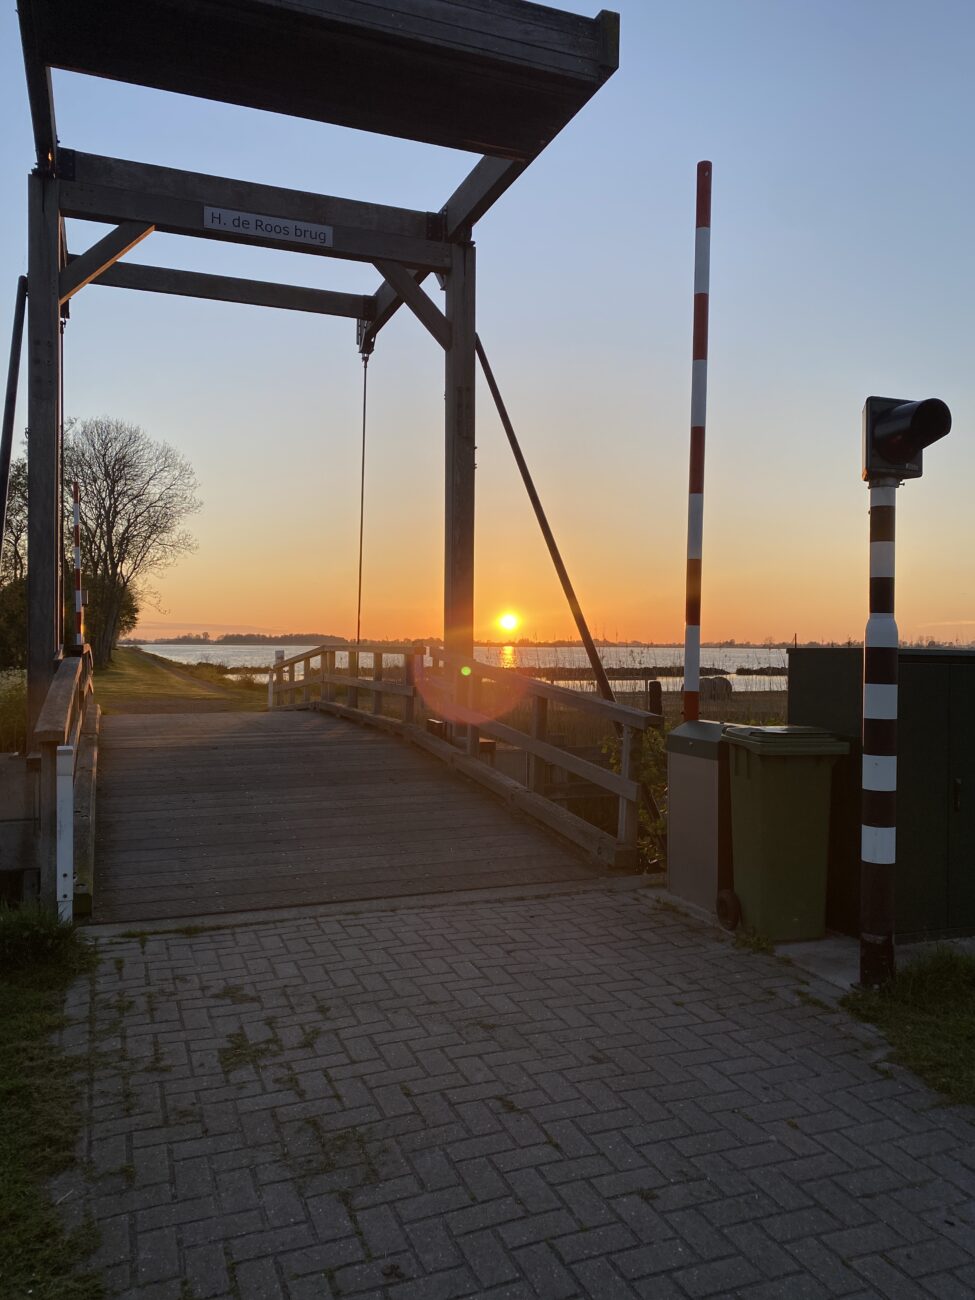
<box><xmin>0</xmin><ymin>0</ymin><xmax>971</xmax><ymax>642</ymax></box>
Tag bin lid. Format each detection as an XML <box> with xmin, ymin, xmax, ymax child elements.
<box><xmin>666</xmin><ymin>720</ymin><xmax>725</xmax><ymax>759</ymax></box>
<box><xmin>723</xmin><ymin>725</ymin><xmax>849</xmax><ymax>756</ymax></box>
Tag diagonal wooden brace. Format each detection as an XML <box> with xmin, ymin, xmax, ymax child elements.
<box><xmin>58</xmin><ymin>221</ymin><xmax>154</xmax><ymax>305</ymax></box>
<box><xmin>373</xmin><ymin>259</ymin><xmax>451</xmax><ymax>350</ymax></box>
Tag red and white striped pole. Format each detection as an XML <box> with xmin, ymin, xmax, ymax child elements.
<box><xmin>683</xmin><ymin>160</ymin><xmax>712</xmax><ymax>722</ymax></box>
<box><xmin>72</xmin><ymin>480</ymin><xmax>84</xmax><ymax>651</ymax></box>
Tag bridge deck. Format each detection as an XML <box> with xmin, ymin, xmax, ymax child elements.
<box><xmin>94</xmin><ymin>711</ymin><xmax>595</xmax><ymax>923</ymax></box>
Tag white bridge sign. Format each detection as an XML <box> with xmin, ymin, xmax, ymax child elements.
<box><xmin>203</xmin><ymin>206</ymin><xmax>334</xmax><ymax>248</ymax></box>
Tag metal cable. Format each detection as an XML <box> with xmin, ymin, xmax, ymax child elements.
<box><xmin>355</xmin><ymin>352</ymin><xmax>369</xmax><ymax>645</ymax></box>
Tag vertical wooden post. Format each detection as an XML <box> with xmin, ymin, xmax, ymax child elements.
<box><xmin>56</xmin><ymin>742</ymin><xmax>74</xmax><ymax>921</ymax></box>
<box><xmin>528</xmin><ymin>694</ymin><xmax>548</xmax><ymax>794</ymax></box>
<box><xmin>325</xmin><ymin>650</ymin><xmax>336</xmax><ymax>703</ymax></box>
<box><xmin>287</xmin><ymin>662</ymin><xmax>295</xmax><ymax>706</ymax></box>
<box><xmin>301</xmin><ymin>653</ymin><xmax>311</xmax><ymax>705</ymax></box>
<box><xmin>617</xmin><ymin>725</ymin><xmax>640</xmax><ymax>863</ymax></box>
<box><xmin>26</xmin><ymin>174</ymin><xmax>62</xmax><ymax>735</ymax></box>
<box><xmin>404</xmin><ymin>651</ymin><xmax>417</xmax><ymax>725</ymax></box>
<box><xmin>372</xmin><ymin>652</ymin><xmax>384</xmax><ymax>715</ymax></box>
<box><xmin>466</xmin><ymin>672</ymin><xmax>481</xmax><ymax>757</ymax></box>
<box><xmin>348</xmin><ymin>649</ymin><xmax>359</xmax><ymax>710</ymax></box>
<box><xmin>444</xmin><ymin>240</ymin><xmax>476</xmax><ymax>672</ymax></box>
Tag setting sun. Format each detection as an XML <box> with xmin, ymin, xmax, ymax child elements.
<box><xmin>497</xmin><ymin>611</ymin><xmax>520</xmax><ymax>634</ymax></box>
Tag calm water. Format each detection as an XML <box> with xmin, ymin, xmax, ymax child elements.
<box><xmin>136</xmin><ymin>643</ymin><xmax>789</xmax><ymax>692</ymax></box>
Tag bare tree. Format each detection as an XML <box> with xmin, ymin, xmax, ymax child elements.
<box><xmin>1</xmin><ymin>456</ymin><xmax>28</xmax><ymax>585</ymax></box>
<box><xmin>65</xmin><ymin>418</ymin><xmax>200</xmax><ymax>668</ymax></box>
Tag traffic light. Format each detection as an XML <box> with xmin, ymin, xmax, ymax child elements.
<box><xmin>862</xmin><ymin>396</ymin><xmax>952</xmax><ymax>482</ymax></box>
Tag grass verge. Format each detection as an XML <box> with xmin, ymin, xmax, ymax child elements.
<box><xmin>96</xmin><ymin>647</ymin><xmax>264</xmax><ymax>712</ymax></box>
<box><xmin>0</xmin><ymin>903</ymin><xmax>103</xmax><ymax>1299</ymax></box>
<box><xmin>843</xmin><ymin>945</ymin><xmax>975</xmax><ymax>1108</ymax></box>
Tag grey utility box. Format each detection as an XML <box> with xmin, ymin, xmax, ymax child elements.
<box><xmin>666</xmin><ymin>722</ymin><xmax>733</xmax><ymax>919</ymax></box>
<box><xmin>789</xmin><ymin>647</ymin><xmax>975</xmax><ymax>939</ymax></box>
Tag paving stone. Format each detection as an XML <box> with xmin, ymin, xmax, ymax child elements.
<box><xmin>69</xmin><ymin>891</ymin><xmax>975</xmax><ymax>1300</ymax></box>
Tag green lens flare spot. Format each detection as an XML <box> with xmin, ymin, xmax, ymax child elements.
<box><xmin>460</xmin><ymin>665</ymin><xmax>472</xmax><ymax>677</ymax></box>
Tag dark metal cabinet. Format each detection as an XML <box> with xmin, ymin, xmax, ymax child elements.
<box><xmin>788</xmin><ymin>648</ymin><xmax>975</xmax><ymax>939</ymax></box>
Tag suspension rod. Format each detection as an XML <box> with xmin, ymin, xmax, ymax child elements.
<box><xmin>474</xmin><ymin>333</ymin><xmax>615</xmax><ymax>707</ymax></box>
<box><xmin>0</xmin><ymin>275</ymin><xmax>28</xmax><ymax>562</ymax></box>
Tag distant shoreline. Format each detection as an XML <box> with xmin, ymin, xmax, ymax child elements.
<box><xmin>123</xmin><ymin>638</ymin><xmax>861</xmax><ymax>650</ymax></box>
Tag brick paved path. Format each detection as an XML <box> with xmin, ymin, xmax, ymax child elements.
<box><xmin>60</xmin><ymin>889</ymin><xmax>975</xmax><ymax>1299</ymax></box>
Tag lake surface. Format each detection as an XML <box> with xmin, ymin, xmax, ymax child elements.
<box><xmin>136</xmin><ymin>643</ymin><xmax>789</xmax><ymax>692</ymax></box>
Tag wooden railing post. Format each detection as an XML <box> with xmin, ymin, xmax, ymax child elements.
<box><xmin>38</xmin><ymin>740</ymin><xmax>57</xmax><ymax>907</ymax></box>
<box><xmin>466</xmin><ymin>671</ymin><xmax>480</xmax><ymax>757</ymax></box>
<box><xmin>372</xmin><ymin>652</ymin><xmax>384</xmax><ymax>715</ymax></box>
<box><xmin>405</xmin><ymin>652</ymin><xmax>420</xmax><ymax>725</ymax></box>
<box><xmin>348</xmin><ymin>650</ymin><xmax>359</xmax><ymax>709</ymax></box>
<box><xmin>287</xmin><ymin>662</ymin><xmax>295</xmax><ymax>707</ymax></box>
<box><xmin>528</xmin><ymin>695</ymin><xmax>548</xmax><ymax>794</ymax></box>
<box><xmin>268</xmin><ymin>649</ymin><xmax>283</xmax><ymax>709</ymax></box>
<box><xmin>301</xmin><ymin>653</ymin><xmax>312</xmax><ymax>706</ymax></box>
<box><xmin>617</xmin><ymin>724</ymin><xmax>640</xmax><ymax>862</ymax></box>
<box><xmin>56</xmin><ymin>743</ymin><xmax>74</xmax><ymax>922</ymax></box>
<box><xmin>325</xmin><ymin>650</ymin><xmax>336</xmax><ymax>702</ymax></box>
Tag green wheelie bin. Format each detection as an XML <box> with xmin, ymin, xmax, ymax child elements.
<box><xmin>724</xmin><ymin>726</ymin><xmax>849</xmax><ymax>942</ymax></box>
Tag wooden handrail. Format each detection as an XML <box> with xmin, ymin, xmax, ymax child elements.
<box><xmin>33</xmin><ymin>645</ymin><xmax>95</xmax><ymax>920</ymax></box>
<box><xmin>272</xmin><ymin>641</ymin><xmax>421</xmax><ymax>672</ymax></box>
<box><xmin>430</xmin><ymin>655</ymin><xmax>663</xmax><ymax>730</ymax></box>
<box><xmin>34</xmin><ymin>649</ymin><xmax>93</xmax><ymax>745</ymax></box>
<box><xmin>269</xmin><ymin>641</ymin><xmax>659</xmax><ymax>870</ymax></box>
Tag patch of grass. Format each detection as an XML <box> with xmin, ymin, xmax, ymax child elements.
<box><xmin>733</xmin><ymin>928</ymin><xmax>775</xmax><ymax>955</ymax></box>
<box><xmin>212</xmin><ymin>984</ymin><xmax>259</xmax><ymax>1005</ymax></box>
<box><xmin>0</xmin><ymin>671</ymin><xmax>27</xmax><ymax>753</ymax></box>
<box><xmin>218</xmin><ymin>1027</ymin><xmax>282</xmax><ymax>1075</ymax></box>
<box><xmin>795</xmin><ymin>988</ymin><xmax>831</xmax><ymax>1011</ymax></box>
<box><xmin>96</xmin><ymin>648</ymin><xmax>264</xmax><ymax>713</ymax></box>
<box><xmin>0</xmin><ymin>905</ymin><xmax>103</xmax><ymax>1298</ymax></box>
<box><xmin>0</xmin><ymin>901</ymin><xmax>85</xmax><ymax>969</ymax></box>
<box><xmin>843</xmin><ymin>946</ymin><xmax>975</xmax><ymax>1108</ymax></box>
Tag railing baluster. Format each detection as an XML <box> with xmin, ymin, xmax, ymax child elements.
<box><xmin>466</xmin><ymin>671</ymin><xmax>481</xmax><ymax>757</ymax></box>
<box><xmin>528</xmin><ymin>694</ymin><xmax>548</xmax><ymax>793</ymax></box>
<box><xmin>617</xmin><ymin>724</ymin><xmax>640</xmax><ymax>858</ymax></box>
<box><xmin>373</xmin><ymin>652</ymin><xmax>384</xmax><ymax>715</ymax></box>
<box><xmin>325</xmin><ymin>650</ymin><xmax>336</xmax><ymax>702</ymax></box>
<box><xmin>404</xmin><ymin>652</ymin><xmax>417</xmax><ymax>724</ymax></box>
<box><xmin>302</xmin><ymin>653</ymin><xmax>311</xmax><ymax>706</ymax></box>
<box><xmin>56</xmin><ymin>744</ymin><xmax>74</xmax><ymax>922</ymax></box>
<box><xmin>348</xmin><ymin>649</ymin><xmax>359</xmax><ymax>710</ymax></box>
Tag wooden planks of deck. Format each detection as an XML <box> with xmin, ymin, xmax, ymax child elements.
<box><xmin>93</xmin><ymin>711</ymin><xmax>596</xmax><ymax>923</ymax></box>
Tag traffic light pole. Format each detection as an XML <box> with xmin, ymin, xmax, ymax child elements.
<box><xmin>859</xmin><ymin>477</ymin><xmax>899</xmax><ymax>987</ymax></box>
<box><xmin>858</xmin><ymin>394</ymin><xmax>951</xmax><ymax>986</ymax></box>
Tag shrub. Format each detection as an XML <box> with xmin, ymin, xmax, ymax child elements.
<box><xmin>0</xmin><ymin>902</ymin><xmax>87</xmax><ymax>972</ymax></box>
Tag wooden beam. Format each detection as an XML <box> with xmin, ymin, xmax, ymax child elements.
<box><xmin>444</xmin><ymin>241</ymin><xmax>476</xmax><ymax>663</ymax></box>
<box><xmin>373</xmin><ymin>260</ymin><xmax>450</xmax><ymax>350</ymax></box>
<box><xmin>59</xmin><ymin>175</ymin><xmax>452</xmax><ymax>273</ymax></box>
<box><xmin>17</xmin><ymin>1</ymin><xmax>58</xmax><ymax>173</ymax></box>
<box><xmin>443</xmin><ymin>157</ymin><xmax>526</xmax><ymax>240</ymax></box>
<box><xmin>24</xmin><ymin>0</ymin><xmax>619</xmax><ymax>160</ymax></box>
<box><xmin>78</xmin><ymin>261</ymin><xmax>374</xmax><ymax>320</ymax></box>
<box><xmin>64</xmin><ymin>151</ymin><xmax>442</xmax><ymax>241</ymax></box>
<box><xmin>358</xmin><ymin>154</ymin><xmax>524</xmax><ymax>352</ymax></box>
<box><xmin>26</xmin><ymin>174</ymin><xmax>62</xmax><ymax>734</ymax></box>
<box><xmin>58</xmin><ymin>222</ymin><xmax>154</xmax><ymax>305</ymax></box>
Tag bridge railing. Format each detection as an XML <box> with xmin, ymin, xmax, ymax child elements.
<box><xmin>32</xmin><ymin>647</ymin><xmax>95</xmax><ymax>920</ymax></box>
<box><xmin>268</xmin><ymin>643</ymin><xmax>422</xmax><ymax>718</ymax></box>
<box><xmin>268</xmin><ymin>642</ymin><xmax>662</xmax><ymax>871</ymax></box>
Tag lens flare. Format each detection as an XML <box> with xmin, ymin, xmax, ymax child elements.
<box><xmin>498</xmin><ymin>611</ymin><xmax>519</xmax><ymax>633</ymax></box>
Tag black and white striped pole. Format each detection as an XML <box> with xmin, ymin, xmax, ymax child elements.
<box><xmin>859</xmin><ymin>396</ymin><xmax>951</xmax><ymax>986</ymax></box>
